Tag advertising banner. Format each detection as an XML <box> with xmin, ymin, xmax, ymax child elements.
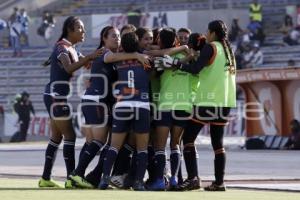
<box><xmin>91</xmin><ymin>11</ymin><xmax>188</xmax><ymax>38</ymax></box>
<box><xmin>238</xmin><ymin>68</ymin><xmax>300</xmax><ymax>137</ymax></box>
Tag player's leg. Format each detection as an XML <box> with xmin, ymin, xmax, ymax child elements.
<box><xmin>39</xmin><ymin>119</ymin><xmax>63</xmax><ymax>188</ymax></box>
<box><xmin>168</xmin><ymin>110</ymin><xmax>190</xmax><ymax>190</ymax></box>
<box><xmin>178</xmin><ymin>119</ymin><xmax>203</xmax><ymax>191</ymax></box>
<box><xmin>70</xmin><ymin>103</ymin><xmax>108</xmax><ymax>188</ymax></box>
<box><xmin>99</xmin><ymin>107</ymin><xmax>131</xmax><ymax>189</ymax></box>
<box><xmin>204</xmin><ymin>107</ymin><xmax>230</xmax><ymax>191</ymax></box>
<box><xmin>131</xmin><ymin>107</ymin><xmax>150</xmax><ymax>191</ymax></box>
<box><xmin>78</xmin><ymin>126</ymin><xmax>93</xmax><ymax>161</ymax></box>
<box><xmin>148</xmin><ymin>111</ymin><xmax>171</xmax><ymax>191</ymax></box>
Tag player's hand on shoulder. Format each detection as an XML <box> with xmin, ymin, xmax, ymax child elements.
<box><xmin>136</xmin><ymin>53</ymin><xmax>151</xmax><ymax>69</ymax></box>
<box><xmin>87</xmin><ymin>47</ymin><xmax>105</xmax><ymax>60</ymax></box>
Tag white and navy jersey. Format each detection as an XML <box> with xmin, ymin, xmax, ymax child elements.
<box><xmin>83</xmin><ymin>50</ymin><xmax>118</xmax><ymax>102</ymax></box>
<box><xmin>44</xmin><ymin>38</ymin><xmax>81</xmax><ymax>97</ymax></box>
<box><xmin>114</xmin><ymin>59</ymin><xmax>150</xmax><ymax>109</ymax></box>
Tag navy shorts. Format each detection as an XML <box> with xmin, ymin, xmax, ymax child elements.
<box><xmin>81</xmin><ymin>99</ymin><xmax>112</xmax><ymax>126</ymax></box>
<box><xmin>154</xmin><ymin>110</ymin><xmax>191</xmax><ymax>128</ymax></box>
<box><xmin>43</xmin><ymin>94</ymin><xmax>71</xmax><ymax>119</ymax></box>
<box><xmin>112</xmin><ymin>107</ymin><xmax>150</xmax><ymax>133</ymax></box>
<box><xmin>192</xmin><ymin>106</ymin><xmax>231</xmax><ymax>125</ymax></box>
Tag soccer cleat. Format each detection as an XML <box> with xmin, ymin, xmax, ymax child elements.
<box><xmin>168</xmin><ymin>176</ymin><xmax>178</xmax><ymax>191</ymax></box>
<box><xmin>38</xmin><ymin>178</ymin><xmax>62</xmax><ymax>188</ymax></box>
<box><xmin>110</xmin><ymin>174</ymin><xmax>127</xmax><ymax>189</ymax></box>
<box><xmin>98</xmin><ymin>175</ymin><xmax>110</xmax><ymax>190</ymax></box>
<box><xmin>85</xmin><ymin>172</ymin><xmax>100</xmax><ymax>188</ymax></box>
<box><xmin>147</xmin><ymin>178</ymin><xmax>166</xmax><ymax>191</ymax></box>
<box><xmin>177</xmin><ymin>177</ymin><xmax>201</xmax><ymax>191</ymax></box>
<box><xmin>65</xmin><ymin>178</ymin><xmax>76</xmax><ymax>189</ymax></box>
<box><xmin>204</xmin><ymin>182</ymin><xmax>226</xmax><ymax>191</ymax></box>
<box><xmin>69</xmin><ymin>175</ymin><xmax>94</xmax><ymax>189</ymax></box>
<box><xmin>132</xmin><ymin>180</ymin><xmax>145</xmax><ymax>191</ymax></box>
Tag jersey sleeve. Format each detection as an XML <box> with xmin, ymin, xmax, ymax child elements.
<box><xmin>56</xmin><ymin>44</ymin><xmax>69</xmax><ymax>60</ymax></box>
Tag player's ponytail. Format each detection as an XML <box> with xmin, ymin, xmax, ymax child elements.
<box><xmin>43</xmin><ymin>16</ymin><xmax>80</xmax><ymax>67</ymax></box>
<box><xmin>208</xmin><ymin>20</ymin><xmax>236</xmax><ymax>74</ymax></box>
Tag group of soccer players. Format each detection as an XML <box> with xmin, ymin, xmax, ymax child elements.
<box><xmin>38</xmin><ymin>16</ymin><xmax>236</xmax><ymax>192</ymax></box>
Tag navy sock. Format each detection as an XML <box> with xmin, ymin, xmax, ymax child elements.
<box><xmin>135</xmin><ymin>150</ymin><xmax>148</xmax><ymax>182</ymax></box>
<box><xmin>183</xmin><ymin>146</ymin><xmax>198</xmax><ymax>179</ymax></box>
<box><xmin>112</xmin><ymin>143</ymin><xmax>134</xmax><ymax>175</ymax></box>
<box><xmin>79</xmin><ymin>141</ymin><xmax>90</xmax><ymax>161</ymax></box>
<box><xmin>63</xmin><ymin>139</ymin><xmax>76</xmax><ymax>177</ymax></box>
<box><xmin>86</xmin><ymin>145</ymin><xmax>109</xmax><ymax>186</ymax></box>
<box><xmin>215</xmin><ymin>153</ymin><xmax>226</xmax><ymax>185</ymax></box>
<box><xmin>75</xmin><ymin>140</ymin><xmax>103</xmax><ymax>177</ymax></box>
<box><xmin>170</xmin><ymin>148</ymin><xmax>181</xmax><ymax>177</ymax></box>
<box><xmin>154</xmin><ymin>150</ymin><xmax>166</xmax><ymax>180</ymax></box>
<box><xmin>127</xmin><ymin>150</ymin><xmax>137</xmax><ymax>179</ymax></box>
<box><xmin>102</xmin><ymin>146</ymin><xmax>118</xmax><ymax>177</ymax></box>
<box><xmin>177</xmin><ymin>162</ymin><xmax>183</xmax><ymax>184</ymax></box>
<box><xmin>147</xmin><ymin>145</ymin><xmax>155</xmax><ymax>181</ymax></box>
<box><xmin>42</xmin><ymin>139</ymin><xmax>60</xmax><ymax>180</ymax></box>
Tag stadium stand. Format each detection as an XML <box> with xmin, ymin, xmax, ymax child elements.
<box><xmin>0</xmin><ymin>46</ymin><xmax>95</xmax><ymax>113</ymax></box>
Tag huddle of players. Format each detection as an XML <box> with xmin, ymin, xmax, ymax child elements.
<box><xmin>39</xmin><ymin>16</ymin><xmax>229</xmax><ymax>192</ymax></box>
<box><xmin>72</xmin><ymin>25</ymin><xmax>207</xmax><ymax>191</ymax></box>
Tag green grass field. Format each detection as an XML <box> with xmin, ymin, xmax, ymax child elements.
<box><xmin>0</xmin><ymin>178</ymin><xmax>299</xmax><ymax>200</ymax></box>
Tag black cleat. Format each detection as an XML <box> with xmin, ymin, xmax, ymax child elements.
<box><xmin>177</xmin><ymin>177</ymin><xmax>201</xmax><ymax>191</ymax></box>
<box><xmin>204</xmin><ymin>182</ymin><xmax>226</xmax><ymax>191</ymax></box>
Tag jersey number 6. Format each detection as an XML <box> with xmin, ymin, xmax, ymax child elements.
<box><xmin>128</xmin><ymin>70</ymin><xmax>135</xmax><ymax>88</ymax></box>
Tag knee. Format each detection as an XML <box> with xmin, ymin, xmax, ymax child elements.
<box><xmin>214</xmin><ymin>148</ymin><xmax>225</xmax><ymax>155</ymax></box>
<box><xmin>183</xmin><ymin>143</ymin><xmax>196</xmax><ymax>152</ymax></box>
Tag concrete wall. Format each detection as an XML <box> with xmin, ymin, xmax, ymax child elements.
<box><xmin>188</xmin><ymin>9</ymin><xmax>249</xmax><ymax>34</ymax></box>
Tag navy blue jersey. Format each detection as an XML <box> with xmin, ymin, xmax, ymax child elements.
<box><xmin>115</xmin><ymin>59</ymin><xmax>149</xmax><ymax>103</ymax></box>
<box><xmin>83</xmin><ymin>50</ymin><xmax>118</xmax><ymax>102</ymax></box>
<box><xmin>44</xmin><ymin>39</ymin><xmax>81</xmax><ymax>97</ymax></box>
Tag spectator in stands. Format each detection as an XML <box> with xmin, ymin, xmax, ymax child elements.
<box><xmin>11</xmin><ymin>91</ymin><xmax>35</xmax><ymax>142</ymax></box>
<box><xmin>229</xmin><ymin>18</ymin><xmax>243</xmax><ymax>42</ymax></box>
<box><xmin>177</xmin><ymin>28</ymin><xmax>191</xmax><ymax>45</ymax></box>
<box><xmin>235</xmin><ymin>47</ymin><xmax>244</xmax><ymax>70</ymax></box>
<box><xmin>283</xmin><ymin>27</ymin><xmax>300</xmax><ymax>46</ymax></box>
<box><xmin>38</xmin><ymin>11</ymin><xmax>56</xmax><ymax>45</ymax></box>
<box><xmin>0</xmin><ymin>18</ymin><xmax>7</xmax><ymax>31</ymax></box>
<box><xmin>126</xmin><ymin>5</ymin><xmax>142</xmax><ymax>28</ymax></box>
<box><xmin>247</xmin><ymin>18</ymin><xmax>265</xmax><ymax>45</ymax></box>
<box><xmin>286</xmin><ymin>119</ymin><xmax>300</xmax><ymax>150</ymax></box>
<box><xmin>280</xmin><ymin>14</ymin><xmax>294</xmax><ymax>34</ymax></box>
<box><xmin>9</xmin><ymin>18</ymin><xmax>23</xmax><ymax>57</ymax></box>
<box><xmin>20</xmin><ymin>8</ymin><xmax>30</xmax><ymax>46</ymax></box>
<box><xmin>243</xmin><ymin>43</ymin><xmax>263</xmax><ymax>68</ymax></box>
<box><xmin>249</xmin><ymin>0</ymin><xmax>262</xmax><ymax>24</ymax></box>
<box><xmin>9</xmin><ymin>7</ymin><xmax>20</xmax><ymax>24</ymax></box>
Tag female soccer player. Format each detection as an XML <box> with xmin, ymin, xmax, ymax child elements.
<box><xmin>157</xmin><ymin>20</ymin><xmax>236</xmax><ymax>191</ymax></box>
<box><xmin>110</xmin><ymin>27</ymin><xmax>189</xmax><ymax>189</ymax></box>
<box><xmin>99</xmin><ymin>32</ymin><xmax>151</xmax><ymax>191</ymax></box>
<box><xmin>148</xmin><ymin>28</ymin><xmax>192</xmax><ymax>191</ymax></box>
<box><xmin>69</xmin><ymin>26</ymin><xmax>150</xmax><ymax>188</ymax></box>
<box><xmin>38</xmin><ymin>16</ymin><xmax>103</xmax><ymax>188</ymax></box>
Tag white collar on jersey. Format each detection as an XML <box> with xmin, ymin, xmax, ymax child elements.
<box><xmin>62</xmin><ymin>38</ymin><xmax>74</xmax><ymax>47</ymax></box>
